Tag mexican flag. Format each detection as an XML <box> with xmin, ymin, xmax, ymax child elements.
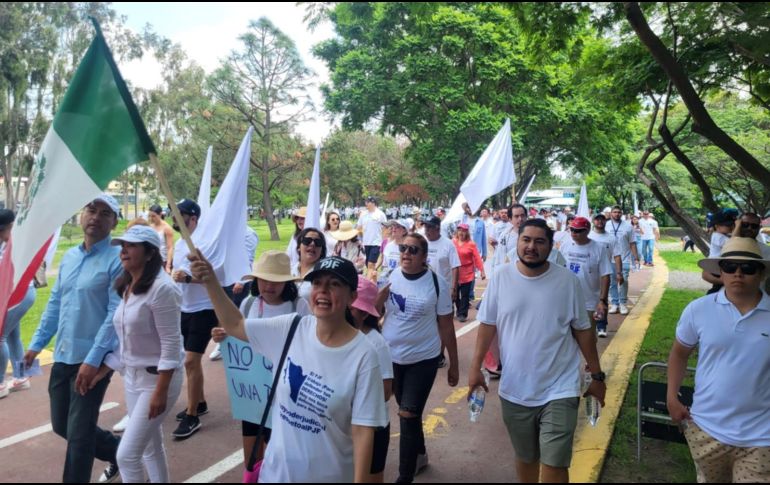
<box><xmin>0</xmin><ymin>27</ymin><xmax>155</xmax><ymax>334</ymax></box>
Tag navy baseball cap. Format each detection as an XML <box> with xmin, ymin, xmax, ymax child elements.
<box><xmin>173</xmin><ymin>199</ymin><xmax>201</xmax><ymax>217</ymax></box>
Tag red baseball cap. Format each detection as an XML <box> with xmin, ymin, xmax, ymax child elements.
<box><xmin>569</xmin><ymin>217</ymin><xmax>591</xmax><ymax>230</ymax></box>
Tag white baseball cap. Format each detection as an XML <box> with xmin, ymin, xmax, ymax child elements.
<box><xmin>111</xmin><ymin>225</ymin><xmax>161</xmax><ymax>249</ymax></box>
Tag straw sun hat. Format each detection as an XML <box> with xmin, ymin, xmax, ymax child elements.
<box><xmin>330</xmin><ymin>220</ymin><xmax>359</xmax><ymax>241</ymax></box>
<box><xmin>242</xmin><ymin>250</ymin><xmax>297</xmax><ymax>282</ymax></box>
<box><xmin>698</xmin><ymin>237</ymin><xmax>770</xmax><ymax>275</ymax></box>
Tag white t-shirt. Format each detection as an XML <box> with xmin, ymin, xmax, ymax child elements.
<box><xmin>676</xmin><ymin>290</ymin><xmax>770</xmax><ymax>447</ymax></box>
<box><xmin>356</xmin><ymin>209</ymin><xmax>387</xmax><ymax>246</ymax></box>
<box><xmin>639</xmin><ymin>218</ymin><xmax>659</xmax><ymax>241</ymax></box>
<box><xmin>173</xmin><ymin>239</ymin><xmax>225</xmax><ymax>313</ymax></box>
<box><xmin>239</xmin><ymin>295</ymin><xmax>311</xmax><ymax>319</ymax></box>
<box><xmin>286</xmin><ymin>235</ymin><xmax>300</xmax><ymax>271</ymax></box>
<box><xmin>553</xmin><ymin>230</ymin><xmax>571</xmax><ymax>250</ymax></box>
<box><xmin>324</xmin><ymin>231</ymin><xmax>338</xmax><ymax>257</ymax></box>
<box><xmin>379</xmin><ymin>241</ymin><xmax>402</xmax><ymax>284</ymax></box>
<box><xmin>492</xmin><ymin>224</ymin><xmax>515</xmax><ymax>267</ymax></box>
<box><xmin>559</xmin><ymin>240</ymin><xmax>613</xmax><ymax>311</ymax></box>
<box><xmin>426</xmin><ymin>236</ymin><xmax>461</xmax><ymax>287</ymax></box>
<box><xmin>605</xmin><ymin>220</ymin><xmax>636</xmax><ymax>264</ymax></box>
<box><xmin>589</xmin><ymin>231</ymin><xmax>621</xmax><ymax>262</ymax></box>
<box><xmin>478</xmin><ymin>263</ymin><xmax>590</xmax><ymax>406</ymax></box>
<box><xmin>244</xmin><ymin>315</ymin><xmax>388</xmax><ymax>483</ymax></box>
<box><xmin>382</xmin><ymin>269</ymin><xmax>453</xmax><ymax>365</ymax></box>
<box><xmin>709</xmin><ymin>232</ymin><xmax>730</xmax><ymax>258</ymax></box>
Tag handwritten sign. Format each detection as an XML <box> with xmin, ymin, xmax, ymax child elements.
<box><xmin>221</xmin><ymin>337</ymin><xmax>274</xmax><ymax>427</ymax></box>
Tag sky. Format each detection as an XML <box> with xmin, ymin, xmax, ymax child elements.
<box><xmin>113</xmin><ymin>2</ymin><xmax>337</xmax><ymax>144</ymax></box>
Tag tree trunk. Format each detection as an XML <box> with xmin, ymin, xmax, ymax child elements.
<box><xmin>261</xmin><ymin>113</ymin><xmax>280</xmax><ymax>241</ymax></box>
<box><xmin>625</xmin><ymin>2</ymin><xmax>770</xmax><ymax>189</ymax></box>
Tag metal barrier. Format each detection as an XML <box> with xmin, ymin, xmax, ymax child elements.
<box><xmin>637</xmin><ymin>362</ymin><xmax>695</xmax><ymax>461</ymax></box>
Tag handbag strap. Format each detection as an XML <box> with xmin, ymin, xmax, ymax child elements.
<box><xmin>246</xmin><ymin>313</ymin><xmax>303</xmax><ymax>472</ymax></box>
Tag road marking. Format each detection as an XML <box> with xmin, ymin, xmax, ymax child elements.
<box><xmin>184</xmin><ymin>450</ymin><xmax>243</xmax><ymax>483</ymax></box>
<box><xmin>0</xmin><ymin>402</ymin><xmax>119</xmax><ymax>450</ymax></box>
<box><xmin>455</xmin><ymin>319</ymin><xmax>480</xmax><ymax>339</ymax></box>
<box><xmin>444</xmin><ymin>387</ymin><xmax>470</xmax><ymax>405</ymax></box>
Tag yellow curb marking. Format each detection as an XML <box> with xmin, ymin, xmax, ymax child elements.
<box><xmin>6</xmin><ymin>349</ymin><xmax>53</xmax><ymax>373</ymax></box>
<box><xmin>445</xmin><ymin>386</ymin><xmax>470</xmax><ymax>405</ymax></box>
<box><xmin>569</xmin><ymin>249</ymin><xmax>669</xmax><ymax>483</ymax></box>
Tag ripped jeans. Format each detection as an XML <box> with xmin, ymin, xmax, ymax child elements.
<box><xmin>392</xmin><ymin>354</ymin><xmax>440</xmax><ymax>482</ymax></box>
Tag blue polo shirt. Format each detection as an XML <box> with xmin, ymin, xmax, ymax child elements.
<box><xmin>676</xmin><ymin>289</ymin><xmax>770</xmax><ymax>447</ymax></box>
<box><xmin>29</xmin><ymin>237</ymin><xmax>122</xmax><ymax>367</ymax></box>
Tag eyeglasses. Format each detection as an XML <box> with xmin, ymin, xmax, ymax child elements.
<box><xmin>569</xmin><ymin>228</ymin><xmax>588</xmax><ymax>233</ymax></box>
<box><xmin>330</xmin><ymin>218</ymin><xmax>340</xmax><ymax>222</ymax></box>
<box><xmin>301</xmin><ymin>237</ymin><xmax>323</xmax><ymax>247</ymax></box>
<box><xmin>398</xmin><ymin>244</ymin><xmax>421</xmax><ymax>255</ymax></box>
<box><xmin>719</xmin><ymin>261</ymin><xmax>762</xmax><ymax>275</ymax></box>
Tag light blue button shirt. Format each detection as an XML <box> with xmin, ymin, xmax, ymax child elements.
<box><xmin>29</xmin><ymin>237</ymin><xmax>122</xmax><ymax>367</ymax></box>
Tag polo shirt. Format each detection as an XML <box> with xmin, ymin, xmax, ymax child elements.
<box><xmin>676</xmin><ymin>289</ymin><xmax>770</xmax><ymax>447</ymax></box>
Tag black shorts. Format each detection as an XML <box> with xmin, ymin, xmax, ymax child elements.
<box><xmin>370</xmin><ymin>423</ymin><xmax>390</xmax><ymax>474</ymax></box>
<box><xmin>364</xmin><ymin>245</ymin><xmax>381</xmax><ymax>265</ymax></box>
<box><xmin>242</xmin><ymin>420</ymin><xmax>272</xmax><ymax>442</ymax></box>
<box><xmin>181</xmin><ymin>309</ymin><xmax>218</xmax><ymax>354</ymax></box>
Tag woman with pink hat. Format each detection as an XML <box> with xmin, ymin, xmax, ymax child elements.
<box><xmin>350</xmin><ymin>277</ymin><xmax>393</xmax><ymax>483</ymax></box>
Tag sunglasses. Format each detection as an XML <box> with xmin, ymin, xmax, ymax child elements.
<box><xmin>570</xmin><ymin>228</ymin><xmax>588</xmax><ymax>233</ymax></box>
<box><xmin>741</xmin><ymin>223</ymin><xmax>760</xmax><ymax>230</ymax></box>
<box><xmin>398</xmin><ymin>244</ymin><xmax>421</xmax><ymax>255</ymax></box>
<box><xmin>719</xmin><ymin>261</ymin><xmax>762</xmax><ymax>275</ymax></box>
<box><xmin>301</xmin><ymin>237</ymin><xmax>323</xmax><ymax>247</ymax></box>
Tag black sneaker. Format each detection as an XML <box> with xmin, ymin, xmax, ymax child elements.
<box><xmin>98</xmin><ymin>462</ymin><xmax>120</xmax><ymax>483</ymax></box>
<box><xmin>176</xmin><ymin>401</ymin><xmax>208</xmax><ymax>421</ymax></box>
<box><xmin>172</xmin><ymin>414</ymin><xmax>201</xmax><ymax>439</ymax></box>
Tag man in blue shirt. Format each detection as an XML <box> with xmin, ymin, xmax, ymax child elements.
<box><xmin>24</xmin><ymin>194</ymin><xmax>122</xmax><ymax>483</ymax></box>
<box><xmin>461</xmin><ymin>202</ymin><xmax>487</xmax><ymax>300</ymax></box>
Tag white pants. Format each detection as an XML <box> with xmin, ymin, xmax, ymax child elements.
<box><xmin>117</xmin><ymin>367</ymin><xmax>183</xmax><ymax>483</ymax></box>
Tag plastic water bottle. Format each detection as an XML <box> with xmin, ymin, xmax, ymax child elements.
<box><xmin>583</xmin><ymin>373</ymin><xmax>601</xmax><ymax>426</ymax></box>
<box><xmin>469</xmin><ymin>369</ymin><xmax>491</xmax><ymax>423</ymax></box>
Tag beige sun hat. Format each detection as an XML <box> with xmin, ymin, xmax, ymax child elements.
<box><xmin>698</xmin><ymin>237</ymin><xmax>770</xmax><ymax>274</ymax></box>
<box><xmin>330</xmin><ymin>220</ymin><xmax>359</xmax><ymax>241</ymax></box>
<box><xmin>293</xmin><ymin>207</ymin><xmax>308</xmax><ymax>219</ymax></box>
<box><xmin>242</xmin><ymin>250</ymin><xmax>297</xmax><ymax>282</ymax></box>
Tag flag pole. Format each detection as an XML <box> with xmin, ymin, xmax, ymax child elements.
<box><xmin>150</xmin><ymin>153</ymin><xmax>196</xmax><ymax>253</ymax></box>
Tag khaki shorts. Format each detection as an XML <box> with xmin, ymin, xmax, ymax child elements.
<box><xmin>685</xmin><ymin>421</ymin><xmax>770</xmax><ymax>483</ymax></box>
<box><xmin>500</xmin><ymin>396</ymin><xmax>579</xmax><ymax>468</ymax></box>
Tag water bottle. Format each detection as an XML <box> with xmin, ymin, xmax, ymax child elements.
<box><xmin>583</xmin><ymin>373</ymin><xmax>601</xmax><ymax>426</ymax></box>
<box><xmin>469</xmin><ymin>369</ymin><xmax>491</xmax><ymax>423</ymax></box>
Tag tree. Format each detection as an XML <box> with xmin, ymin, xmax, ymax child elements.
<box><xmin>208</xmin><ymin>18</ymin><xmax>314</xmax><ymax>240</ymax></box>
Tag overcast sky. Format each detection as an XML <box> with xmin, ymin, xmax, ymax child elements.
<box><xmin>114</xmin><ymin>2</ymin><xmax>337</xmax><ymax>144</ymax></box>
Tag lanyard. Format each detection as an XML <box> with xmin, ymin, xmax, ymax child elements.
<box><xmin>610</xmin><ymin>221</ymin><xmax>622</xmax><ymax>238</ymax></box>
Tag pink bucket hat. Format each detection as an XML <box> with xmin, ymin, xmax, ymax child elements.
<box><xmin>352</xmin><ymin>276</ymin><xmax>380</xmax><ymax>318</ymax></box>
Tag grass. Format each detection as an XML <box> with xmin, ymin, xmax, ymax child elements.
<box><xmin>600</xmin><ymin>288</ymin><xmax>702</xmax><ymax>483</ymax></box>
<box><xmin>658</xmin><ymin>250</ymin><xmax>703</xmax><ymax>273</ymax></box>
<box><xmin>19</xmin><ymin>218</ymin><xmax>299</xmax><ymax>351</ymax></box>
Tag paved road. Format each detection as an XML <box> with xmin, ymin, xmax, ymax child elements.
<box><xmin>0</xmin><ymin>264</ymin><xmax>653</xmax><ymax>483</ymax></box>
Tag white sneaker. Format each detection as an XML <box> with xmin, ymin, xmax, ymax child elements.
<box><xmin>608</xmin><ymin>305</ymin><xmax>619</xmax><ymax>314</ymax></box>
<box><xmin>112</xmin><ymin>414</ymin><xmax>130</xmax><ymax>433</ymax></box>
<box><xmin>209</xmin><ymin>343</ymin><xmax>222</xmax><ymax>361</ymax></box>
<box><xmin>9</xmin><ymin>377</ymin><xmax>30</xmax><ymax>392</ymax></box>
<box><xmin>598</xmin><ymin>329</ymin><xmax>608</xmax><ymax>338</ymax></box>
<box><xmin>0</xmin><ymin>382</ymin><xmax>9</xmax><ymax>399</ymax></box>
<box><xmin>620</xmin><ymin>304</ymin><xmax>629</xmax><ymax>315</ymax></box>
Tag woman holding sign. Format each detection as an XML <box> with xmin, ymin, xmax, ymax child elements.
<box><xmin>97</xmin><ymin>225</ymin><xmax>184</xmax><ymax>483</ymax></box>
<box><xmin>191</xmin><ymin>253</ymin><xmax>387</xmax><ymax>483</ymax></box>
<box><xmin>210</xmin><ymin>251</ymin><xmax>311</xmax><ymax>481</ymax></box>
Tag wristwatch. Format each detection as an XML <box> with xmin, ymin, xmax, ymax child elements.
<box><xmin>185</xmin><ymin>274</ymin><xmax>192</xmax><ymax>284</ymax></box>
<box><xmin>591</xmin><ymin>372</ymin><xmax>606</xmax><ymax>382</ymax></box>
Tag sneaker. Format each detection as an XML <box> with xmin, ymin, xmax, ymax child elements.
<box><xmin>176</xmin><ymin>401</ymin><xmax>208</xmax><ymax>421</ymax></box>
<box><xmin>437</xmin><ymin>356</ymin><xmax>447</xmax><ymax>369</ymax></box>
<box><xmin>598</xmin><ymin>329</ymin><xmax>608</xmax><ymax>338</ymax></box>
<box><xmin>98</xmin><ymin>462</ymin><xmax>120</xmax><ymax>483</ymax></box>
<box><xmin>416</xmin><ymin>453</ymin><xmax>429</xmax><ymax>475</ymax></box>
<box><xmin>0</xmin><ymin>382</ymin><xmax>9</xmax><ymax>399</ymax></box>
<box><xmin>112</xmin><ymin>414</ymin><xmax>130</xmax><ymax>433</ymax></box>
<box><xmin>209</xmin><ymin>344</ymin><xmax>222</xmax><ymax>361</ymax></box>
<box><xmin>608</xmin><ymin>305</ymin><xmax>619</xmax><ymax>314</ymax></box>
<box><xmin>458</xmin><ymin>315</ymin><xmax>468</xmax><ymax>323</ymax></box>
<box><xmin>619</xmin><ymin>304</ymin><xmax>629</xmax><ymax>315</ymax></box>
<box><xmin>172</xmin><ymin>414</ymin><xmax>201</xmax><ymax>439</ymax></box>
<box><xmin>9</xmin><ymin>377</ymin><xmax>30</xmax><ymax>392</ymax></box>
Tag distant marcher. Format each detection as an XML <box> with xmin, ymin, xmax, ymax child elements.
<box><xmin>638</xmin><ymin>211</ymin><xmax>660</xmax><ymax>266</ymax></box>
<box><xmin>453</xmin><ymin>224</ymin><xmax>486</xmax><ymax>323</ymax></box>
<box><xmin>357</xmin><ymin>197</ymin><xmax>387</xmax><ymax>280</ymax></box>
<box><xmin>147</xmin><ymin>204</ymin><xmax>175</xmax><ymax>273</ymax></box>
<box><xmin>286</xmin><ymin>207</ymin><xmax>307</xmax><ymax>270</ymax></box>
<box><xmin>331</xmin><ymin>221</ymin><xmax>366</xmax><ymax>273</ymax></box>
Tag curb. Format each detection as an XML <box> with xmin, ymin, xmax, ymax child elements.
<box><xmin>569</xmin><ymin>252</ymin><xmax>669</xmax><ymax>483</ymax></box>
<box><xmin>5</xmin><ymin>349</ymin><xmax>54</xmax><ymax>374</ymax></box>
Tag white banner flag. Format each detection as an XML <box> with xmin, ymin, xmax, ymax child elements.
<box><xmin>197</xmin><ymin>146</ymin><xmax>213</xmax><ymax>218</ymax></box>
<box><xmin>577</xmin><ymin>183</ymin><xmax>590</xmax><ymax>218</ymax></box>
<box><xmin>459</xmin><ymin>119</ymin><xmax>516</xmax><ymax>214</ymax></box>
<box><xmin>306</xmin><ymin>145</ymin><xmax>322</xmax><ymax>230</ymax></box>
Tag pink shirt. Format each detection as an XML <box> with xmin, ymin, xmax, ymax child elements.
<box><xmin>453</xmin><ymin>240</ymin><xmax>484</xmax><ymax>284</ymax></box>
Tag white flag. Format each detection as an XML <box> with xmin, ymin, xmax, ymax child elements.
<box><xmin>190</xmin><ymin>129</ymin><xmax>252</xmax><ymax>286</ymax></box>
<box><xmin>445</xmin><ymin>193</ymin><xmax>468</xmax><ymax>225</ymax></box>
<box><xmin>577</xmin><ymin>183</ymin><xmax>590</xmax><ymax>218</ymax></box>
<box><xmin>520</xmin><ymin>174</ymin><xmax>536</xmax><ymax>205</ymax></box>
<box><xmin>306</xmin><ymin>145</ymin><xmax>322</xmax><ymax>230</ymax></box>
<box><xmin>633</xmin><ymin>192</ymin><xmax>639</xmax><ymax>216</ymax></box>
<box><xmin>197</xmin><ymin>146</ymin><xmax>213</xmax><ymax>218</ymax></box>
<box><xmin>460</xmin><ymin>119</ymin><xmax>516</xmax><ymax>213</ymax></box>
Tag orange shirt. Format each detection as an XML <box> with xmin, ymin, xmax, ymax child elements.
<box><xmin>453</xmin><ymin>239</ymin><xmax>484</xmax><ymax>284</ymax></box>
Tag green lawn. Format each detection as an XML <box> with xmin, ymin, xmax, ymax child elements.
<box><xmin>601</xmin><ymin>288</ymin><xmax>702</xmax><ymax>483</ymax></box>
<box><xmin>658</xmin><ymin>250</ymin><xmax>703</xmax><ymax>273</ymax></box>
<box><xmin>20</xmin><ymin>218</ymin><xmax>298</xmax><ymax>351</ymax></box>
